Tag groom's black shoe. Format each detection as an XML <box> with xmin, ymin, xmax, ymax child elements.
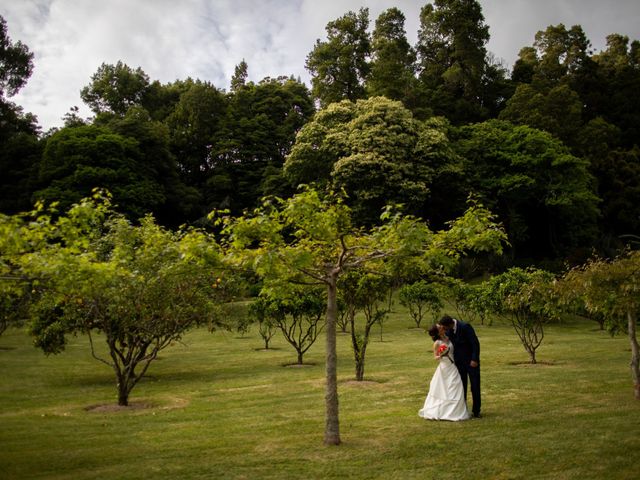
<box><xmin>473</xmin><ymin>412</ymin><xmax>482</xmax><ymax>418</ymax></box>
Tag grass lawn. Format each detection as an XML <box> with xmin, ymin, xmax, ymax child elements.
<box><xmin>0</xmin><ymin>307</ymin><xmax>638</xmax><ymax>480</ymax></box>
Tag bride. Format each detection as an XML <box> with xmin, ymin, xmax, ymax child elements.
<box><xmin>418</xmin><ymin>324</ymin><xmax>470</xmax><ymax>421</ymax></box>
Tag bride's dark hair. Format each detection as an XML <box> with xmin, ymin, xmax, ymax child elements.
<box><xmin>427</xmin><ymin>325</ymin><xmax>439</xmax><ymax>341</ymax></box>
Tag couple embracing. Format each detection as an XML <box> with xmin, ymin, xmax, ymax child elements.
<box><xmin>418</xmin><ymin>315</ymin><xmax>481</xmax><ymax>421</ymax></box>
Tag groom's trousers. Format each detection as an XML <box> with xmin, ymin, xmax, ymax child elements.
<box><xmin>458</xmin><ymin>363</ymin><xmax>481</xmax><ymax>416</ymax></box>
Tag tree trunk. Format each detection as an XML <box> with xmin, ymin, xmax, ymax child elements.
<box><xmin>355</xmin><ymin>357</ymin><xmax>365</xmax><ymax>381</ymax></box>
<box><xmin>324</xmin><ymin>277</ymin><xmax>341</xmax><ymax>445</ymax></box>
<box><xmin>627</xmin><ymin>311</ymin><xmax>640</xmax><ymax>400</ymax></box>
<box><xmin>117</xmin><ymin>377</ymin><xmax>129</xmax><ymax>406</ymax></box>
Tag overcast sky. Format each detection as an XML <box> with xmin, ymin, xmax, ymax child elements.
<box><xmin>2</xmin><ymin>0</ymin><xmax>639</xmax><ymax>131</ymax></box>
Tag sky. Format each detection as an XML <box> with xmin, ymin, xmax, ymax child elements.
<box><xmin>2</xmin><ymin>0</ymin><xmax>639</xmax><ymax>131</ymax></box>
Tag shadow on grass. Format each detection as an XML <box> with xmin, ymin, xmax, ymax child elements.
<box><xmin>84</xmin><ymin>396</ymin><xmax>190</xmax><ymax>413</ymax></box>
<box><xmin>51</xmin><ymin>366</ymin><xmax>222</xmax><ymax>388</ymax></box>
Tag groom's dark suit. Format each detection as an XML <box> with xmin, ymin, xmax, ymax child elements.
<box><xmin>448</xmin><ymin>318</ymin><xmax>481</xmax><ymax>417</ymax></box>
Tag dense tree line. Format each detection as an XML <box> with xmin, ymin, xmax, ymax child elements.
<box><xmin>1</xmin><ymin>1</ymin><xmax>639</xmax><ymax>264</ymax></box>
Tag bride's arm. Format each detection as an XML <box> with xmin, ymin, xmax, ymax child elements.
<box><xmin>432</xmin><ymin>341</ymin><xmax>440</xmax><ymax>360</ymax></box>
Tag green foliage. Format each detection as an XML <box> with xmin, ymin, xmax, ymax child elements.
<box><xmin>558</xmin><ymin>251</ymin><xmax>640</xmax><ymax>397</ymax></box>
<box><xmin>0</xmin><ymin>17</ymin><xmax>40</xmax><ymax>215</ymax></box>
<box><xmin>399</xmin><ymin>280</ymin><xmax>443</xmax><ymax>328</ymax></box>
<box><xmin>0</xmin><ymin>193</ymin><xmax>231</xmax><ymax>405</ymax></box>
<box><xmin>0</xmin><ymin>244</ymin><xmax>31</xmax><ymax>336</ymax></box>
<box><xmin>0</xmin><ymin>15</ymin><xmax>34</xmax><ymax>99</ymax></box>
<box><xmin>80</xmin><ymin>61</ymin><xmax>150</xmax><ymax>115</ymax></box>
<box><xmin>285</xmin><ymin>97</ymin><xmax>455</xmax><ymax>224</ymax></box>
<box><xmin>591</xmin><ymin>147</ymin><xmax>640</xmax><ymax>237</ymax></box>
<box><xmin>499</xmin><ymin>83</ymin><xmax>583</xmax><ymax>146</ymax></box>
<box><xmin>415</xmin><ymin>0</ymin><xmax>494</xmax><ymax>123</ymax></box>
<box><xmin>456</xmin><ymin>119</ymin><xmax>599</xmax><ymax>257</ymax></box>
<box><xmin>36</xmin><ymin>112</ymin><xmax>198</xmax><ymax>226</ymax></box>
<box><xmin>305</xmin><ymin>8</ymin><xmax>371</xmax><ymax>106</ymax></box>
<box><xmin>559</xmin><ymin>251</ymin><xmax>640</xmax><ymax>333</ymax></box>
<box><xmin>441</xmin><ymin>277</ymin><xmax>492</xmax><ymax>325</ymax></box>
<box><xmin>0</xmin><ymin>101</ymin><xmax>41</xmax><ymax>214</ymax></box>
<box><xmin>165</xmin><ymin>80</ymin><xmax>227</xmax><ymax>186</ymax></box>
<box><xmin>483</xmin><ymin>267</ymin><xmax>558</xmax><ymax>363</ymax></box>
<box><xmin>248</xmin><ymin>295</ymin><xmax>279</xmax><ymax>349</ymax></box>
<box><xmin>339</xmin><ymin>271</ymin><xmax>390</xmax><ymax>380</ymax></box>
<box><xmin>209</xmin><ymin>76</ymin><xmax>314</xmax><ymax>213</ymax></box>
<box><xmin>366</xmin><ymin>8</ymin><xmax>417</xmax><ymax>106</ymax></box>
<box><xmin>256</xmin><ymin>288</ymin><xmax>326</xmax><ymax>364</ymax></box>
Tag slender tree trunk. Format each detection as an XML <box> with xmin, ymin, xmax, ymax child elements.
<box><xmin>355</xmin><ymin>349</ymin><xmax>366</xmax><ymax>381</ymax></box>
<box><xmin>116</xmin><ymin>375</ymin><xmax>129</xmax><ymax>406</ymax></box>
<box><xmin>628</xmin><ymin>311</ymin><xmax>640</xmax><ymax>400</ymax></box>
<box><xmin>324</xmin><ymin>276</ymin><xmax>341</xmax><ymax>445</ymax></box>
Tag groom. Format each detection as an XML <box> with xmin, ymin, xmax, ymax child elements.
<box><xmin>438</xmin><ymin>314</ymin><xmax>481</xmax><ymax>418</ymax></box>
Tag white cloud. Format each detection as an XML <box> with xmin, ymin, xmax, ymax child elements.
<box><xmin>1</xmin><ymin>0</ymin><xmax>639</xmax><ymax>131</ymax></box>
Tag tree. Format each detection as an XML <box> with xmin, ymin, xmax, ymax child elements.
<box><xmin>366</xmin><ymin>8</ymin><xmax>417</xmax><ymax>106</ymax></box>
<box><xmin>0</xmin><ymin>212</ymin><xmax>32</xmax><ymax>336</ymax></box>
<box><xmin>165</xmin><ymin>80</ymin><xmax>228</xmax><ymax>190</ymax></box>
<box><xmin>339</xmin><ymin>271</ymin><xmax>389</xmax><ymax>380</ymax></box>
<box><xmin>0</xmin><ymin>101</ymin><xmax>41</xmax><ymax>214</ymax></box>
<box><xmin>0</xmin><ymin>15</ymin><xmax>34</xmax><ymax>99</ymax></box>
<box><xmin>591</xmin><ymin>146</ymin><xmax>640</xmax><ymax>238</ymax></box>
<box><xmin>284</xmin><ymin>97</ymin><xmax>454</xmax><ymax>225</ymax></box>
<box><xmin>528</xmin><ymin>24</ymin><xmax>591</xmax><ymax>89</ymax></box>
<box><xmin>230</xmin><ymin>60</ymin><xmax>248</xmax><ymax>92</ymax></box>
<box><xmin>305</xmin><ymin>8</ymin><xmax>371</xmax><ymax>106</ymax></box>
<box><xmin>260</xmin><ymin>289</ymin><xmax>326</xmax><ymax>364</ymax></box>
<box><xmin>0</xmin><ymin>15</ymin><xmax>41</xmax><ymax>215</ymax></box>
<box><xmin>455</xmin><ymin>120</ymin><xmax>600</xmax><ymax>258</ymax></box>
<box><xmin>559</xmin><ymin>251</ymin><xmax>640</xmax><ymax>399</ymax></box>
<box><xmin>248</xmin><ymin>296</ymin><xmax>278</xmax><ymax>350</ymax></box>
<box><xmin>399</xmin><ymin>280</ymin><xmax>443</xmax><ymax>328</ymax></box>
<box><xmin>80</xmin><ymin>61</ymin><xmax>150</xmax><ymax>116</ymax></box>
<box><xmin>589</xmin><ymin>34</ymin><xmax>640</xmax><ymax>153</ymax></box>
<box><xmin>483</xmin><ymin>268</ymin><xmax>558</xmax><ymax>364</ymax></box>
<box><xmin>105</xmin><ymin>106</ymin><xmax>201</xmax><ymax>225</ymax></box>
<box><xmin>209</xmin><ymin>76</ymin><xmax>314</xmax><ymax>215</ymax></box>
<box><xmin>221</xmin><ymin>186</ymin><xmax>507</xmax><ymax>444</ymax></box>
<box><xmin>0</xmin><ymin>192</ymin><xmax>230</xmax><ymax>405</ymax></box>
<box><xmin>415</xmin><ymin>0</ymin><xmax>491</xmax><ymax>123</ymax></box>
<box><xmin>499</xmin><ymin>83</ymin><xmax>583</xmax><ymax>147</ymax></box>
<box><xmin>35</xmin><ymin>114</ymin><xmax>195</xmax><ymax>225</ymax></box>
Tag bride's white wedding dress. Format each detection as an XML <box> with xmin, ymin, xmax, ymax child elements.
<box><xmin>418</xmin><ymin>340</ymin><xmax>470</xmax><ymax>421</ymax></box>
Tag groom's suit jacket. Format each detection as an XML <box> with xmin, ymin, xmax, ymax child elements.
<box><xmin>450</xmin><ymin>319</ymin><xmax>480</xmax><ymax>365</ymax></box>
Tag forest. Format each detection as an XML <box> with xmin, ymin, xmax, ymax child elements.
<box><xmin>2</xmin><ymin>2</ymin><xmax>639</xmax><ymax>266</ymax></box>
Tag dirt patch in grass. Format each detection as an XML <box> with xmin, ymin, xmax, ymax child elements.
<box><xmin>84</xmin><ymin>401</ymin><xmax>154</xmax><ymax>413</ymax></box>
<box><xmin>282</xmin><ymin>362</ymin><xmax>317</xmax><ymax>368</ymax></box>
<box><xmin>84</xmin><ymin>396</ymin><xmax>189</xmax><ymax>413</ymax></box>
<box><xmin>508</xmin><ymin>361</ymin><xmax>557</xmax><ymax>366</ymax></box>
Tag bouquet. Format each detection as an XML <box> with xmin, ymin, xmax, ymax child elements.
<box><xmin>437</xmin><ymin>343</ymin><xmax>453</xmax><ymax>363</ymax></box>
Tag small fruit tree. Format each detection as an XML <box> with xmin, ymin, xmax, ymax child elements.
<box><xmin>559</xmin><ymin>252</ymin><xmax>640</xmax><ymax>399</ymax></box>
<box><xmin>0</xmin><ymin>192</ymin><xmax>230</xmax><ymax>406</ymax></box>
<box><xmin>220</xmin><ymin>186</ymin><xmax>506</xmax><ymax>445</ymax></box>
